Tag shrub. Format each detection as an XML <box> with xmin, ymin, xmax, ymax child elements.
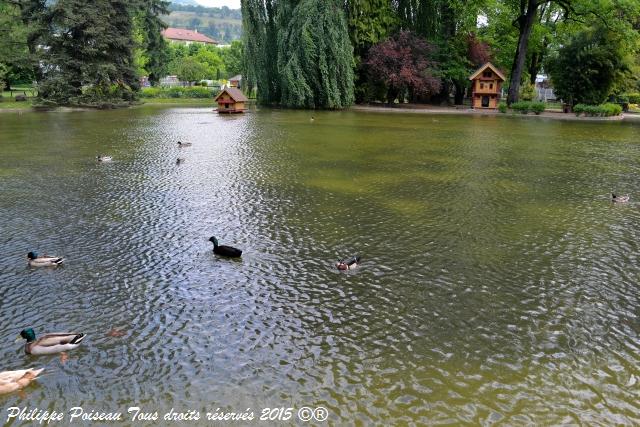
<box><xmin>628</xmin><ymin>93</ymin><xmax>640</xmax><ymax>104</ymax></box>
<box><xmin>519</xmin><ymin>83</ymin><xmax>535</xmax><ymax>101</ymax></box>
<box><xmin>601</xmin><ymin>103</ymin><xmax>622</xmax><ymax>116</ymax></box>
<box><xmin>574</xmin><ymin>103</ymin><xmax>622</xmax><ymax>117</ymax></box>
<box><xmin>530</xmin><ymin>102</ymin><xmax>546</xmax><ymax>115</ymax></box>
<box><xmin>498</xmin><ymin>102</ymin><xmax>507</xmax><ymax>113</ymax></box>
<box><xmin>511</xmin><ymin>101</ymin><xmax>531</xmax><ymax>114</ymax></box>
<box><xmin>140</xmin><ymin>87</ymin><xmax>161</xmax><ymax>98</ymax></box>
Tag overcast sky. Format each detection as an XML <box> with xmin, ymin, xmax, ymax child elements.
<box><xmin>197</xmin><ymin>0</ymin><xmax>241</xmax><ymax>8</ymax></box>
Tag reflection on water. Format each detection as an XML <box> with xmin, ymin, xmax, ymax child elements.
<box><xmin>1</xmin><ymin>107</ymin><xmax>639</xmax><ymax>424</ymax></box>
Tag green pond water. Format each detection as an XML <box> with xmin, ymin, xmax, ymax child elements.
<box><xmin>0</xmin><ymin>107</ymin><xmax>639</xmax><ymax>425</ymax></box>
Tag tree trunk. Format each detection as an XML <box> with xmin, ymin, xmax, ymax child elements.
<box><xmin>529</xmin><ymin>52</ymin><xmax>539</xmax><ymax>85</ymax></box>
<box><xmin>507</xmin><ymin>0</ymin><xmax>538</xmax><ymax>105</ymax></box>
<box><xmin>453</xmin><ymin>81</ymin><xmax>465</xmax><ymax>105</ymax></box>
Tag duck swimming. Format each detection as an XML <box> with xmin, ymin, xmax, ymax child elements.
<box><xmin>96</xmin><ymin>155</ymin><xmax>112</xmax><ymax>162</ymax></box>
<box><xmin>19</xmin><ymin>328</ymin><xmax>86</xmax><ymax>355</ymax></box>
<box><xmin>176</xmin><ymin>158</ymin><xmax>185</xmax><ymax>164</ymax></box>
<box><xmin>0</xmin><ymin>368</ymin><xmax>45</xmax><ymax>395</ymax></box>
<box><xmin>209</xmin><ymin>236</ymin><xmax>242</xmax><ymax>258</ymax></box>
<box><xmin>612</xmin><ymin>193</ymin><xmax>630</xmax><ymax>203</ymax></box>
<box><xmin>27</xmin><ymin>252</ymin><xmax>63</xmax><ymax>267</ymax></box>
<box><xmin>336</xmin><ymin>255</ymin><xmax>360</xmax><ymax>270</ymax></box>
<box><xmin>178</xmin><ymin>141</ymin><xmax>193</xmax><ymax>147</ymax></box>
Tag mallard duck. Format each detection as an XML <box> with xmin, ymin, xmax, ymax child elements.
<box><xmin>336</xmin><ymin>255</ymin><xmax>360</xmax><ymax>270</ymax></box>
<box><xmin>27</xmin><ymin>252</ymin><xmax>63</xmax><ymax>267</ymax></box>
<box><xmin>96</xmin><ymin>155</ymin><xmax>112</xmax><ymax>162</ymax></box>
<box><xmin>612</xmin><ymin>193</ymin><xmax>630</xmax><ymax>203</ymax></box>
<box><xmin>310</xmin><ymin>116</ymin><xmax>315</xmax><ymax>122</ymax></box>
<box><xmin>19</xmin><ymin>328</ymin><xmax>86</xmax><ymax>355</ymax></box>
<box><xmin>176</xmin><ymin>158</ymin><xmax>185</xmax><ymax>164</ymax></box>
<box><xmin>178</xmin><ymin>141</ymin><xmax>192</xmax><ymax>148</ymax></box>
<box><xmin>209</xmin><ymin>236</ymin><xmax>242</xmax><ymax>258</ymax></box>
<box><xmin>0</xmin><ymin>368</ymin><xmax>44</xmax><ymax>395</ymax></box>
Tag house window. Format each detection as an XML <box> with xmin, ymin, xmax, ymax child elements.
<box><xmin>490</xmin><ymin>83</ymin><xmax>493</xmax><ymax>89</ymax></box>
<box><xmin>483</xmin><ymin>71</ymin><xmax>492</xmax><ymax>78</ymax></box>
<box><xmin>480</xmin><ymin>83</ymin><xmax>484</xmax><ymax>89</ymax></box>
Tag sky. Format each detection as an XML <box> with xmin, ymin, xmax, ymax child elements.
<box><xmin>196</xmin><ymin>0</ymin><xmax>241</xmax><ymax>8</ymax></box>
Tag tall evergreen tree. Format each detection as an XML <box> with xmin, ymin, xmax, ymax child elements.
<box><xmin>38</xmin><ymin>0</ymin><xmax>138</xmax><ymax>105</ymax></box>
<box><xmin>136</xmin><ymin>0</ymin><xmax>170</xmax><ymax>86</ymax></box>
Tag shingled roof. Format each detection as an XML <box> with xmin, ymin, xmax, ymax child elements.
<box><xmin>162</xmin><ymin>28</ymin><xmax>217</xmax><ymax>44</ymax></box>
<box><xmin>215</xmin><ymin>88</ymin><xmax>248</xmax><ymax>102</ymax></box>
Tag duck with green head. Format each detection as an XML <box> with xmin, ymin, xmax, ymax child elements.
<box><xmin>27</xmin><ymin>251</ymin><xmax>63</xmax><ymax>267</ymax></box>
<box><xmin>19</xmin><ymin>328</ymin><xmax>86</xmax><ymax>355</ymax></box>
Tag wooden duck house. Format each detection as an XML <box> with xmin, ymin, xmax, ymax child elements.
<box><xmin>469</xmin><ymin>63</ymin><xmax>505</xmax><ymax>109</ymax></box>
<box><xmin>215</xmin><ymin>87</ymin><xmax>248</xmax><ymax>114</ymax></box>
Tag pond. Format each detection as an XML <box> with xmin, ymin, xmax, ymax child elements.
<box><xmin>1</xmin><ymin>107</ymin><xmax>639</xmax><ymax>425</ymax></box>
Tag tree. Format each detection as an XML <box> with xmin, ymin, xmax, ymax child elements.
<box><xmin>35</xmin><ymin>0</ymin><xmax>140</xmax><ymax>105</ymax></box>
<box><xmin>171</xmin><ymin>57</ymin><xmax>208</xmax><ymax>84</ymax></box>
<box><xmin>364</xmin><ymin>31</ymin><xmax>441</xmax><ymax>103</ymax></box>
<box><xmin>220</xmin><ymin>40</ymin><xmax>244</xmax><ymax>78</ymax></box>
<box><xmin>547</xmin><ymin>27</ymin><xmax>633</xmax><ymax>105</ymax></box>
<box><xmin>277</xmin><ymin>0</ymin><xmax>355</xmax><ymax>108</ymax></box>
<box><xmin>136</xmin><ymin>0</ymin><xmax>170</xmax><ymax>86</ymax></box>
<box><xmin>241</xmin><ymin>0</ymin><xmax>280</xmax><ymax>104</ymax></box>
<box><xmin>0</xmin><ymin>1</ymin><xmax>37</xmax><ymax>90</ymax></box>
<box><xmin>347</xmin><ymin>0</ymin><xmax>396</xmax><ymax>102</ymax></box>
<box><xmin>195</xmin><ymin>47</ymin><xmax>225</xmax><ymax>76</ymax></box>
<box><xmin>242</xmin><ymin>0</ymin><xmax>355</xmax><ymax>108</ymax></box>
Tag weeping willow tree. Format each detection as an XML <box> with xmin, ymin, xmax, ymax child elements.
<box><xmin>241</xmin><ymin>0</ymin><xmax>281</xmax><ymax>104</ymax></box>
<box><xmin>242</xmin><ymin>0</ymin><xmax>354</xmax><ymax>108</ymax></box>
<box><xmin>278</xmin><ymin>0</ymin><xmax>354</xmax><ymax>108</ymax></box>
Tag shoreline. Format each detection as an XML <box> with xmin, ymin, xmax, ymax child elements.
<box><xmin>2</xmin><ymin>100</ymin><xmax>639</xmax><ymax>122</ymax></box>
<box><xmin>352</xmin><ymin>104</ymin><xmax>638</xmax><ymax>122</ymax></box>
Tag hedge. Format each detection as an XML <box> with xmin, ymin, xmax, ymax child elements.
<box><xmin>573</xmin><ymin>103</ymin><xmax>622</xmax><ymax>117</ymax></box>
<box><xmin>140</xmin><ymin>86</ymin><xmax>214</xmax><ymax>99</ymax></box>
<box><xmin>510</xmin><ymin>101</ymin><xmax>546</xmax><ymax>115</ymax></box>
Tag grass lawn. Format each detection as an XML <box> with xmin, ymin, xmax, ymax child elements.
<box><xmin>0</xmin><ymin>99</ymin><xmax>32</xmax><ymax>109</ymax></box>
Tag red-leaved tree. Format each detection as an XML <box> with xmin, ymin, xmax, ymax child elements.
<box><xmin>364</xmin><ymin>31</ymin><xmax>441</xmax><ymax>104</ymax></box>
<box><xmin>467</xmin><ymin>33</ymin><xmax>492</xmax><ymax>68</ymax></box>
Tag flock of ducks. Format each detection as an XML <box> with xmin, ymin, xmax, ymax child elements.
<box><xmin>4</xmin><ymin>140</ymin><xmax>359</xmax><ymax>395</ymax></box>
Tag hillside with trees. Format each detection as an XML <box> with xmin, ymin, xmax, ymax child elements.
<box><xmin>163</xmin><ymin>3</ymin><xmax>242</xmax><ymax>43</ymax></box>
